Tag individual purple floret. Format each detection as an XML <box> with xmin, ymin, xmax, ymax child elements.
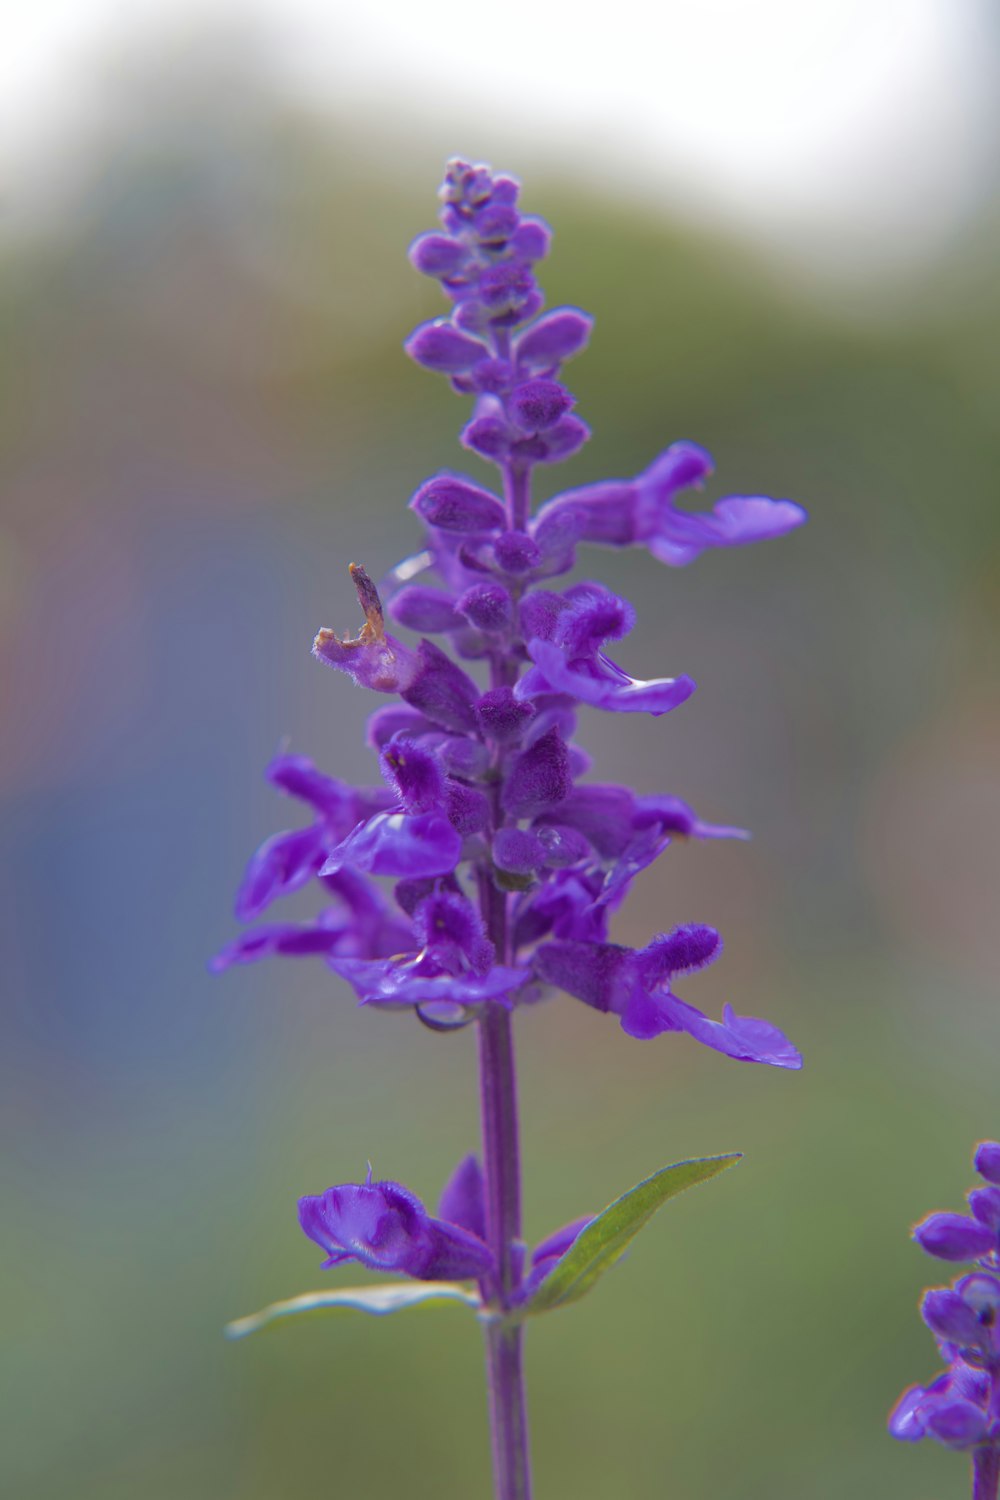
<box><xmin>890</xmin><ymin>1142</ymin><xmax>1000</xmax><ymax>1499</ymax></box>
<box><xmin>298</xmin><ymin>1155</ymin><xmax>591</xmax><ymax>1294</ymax></box>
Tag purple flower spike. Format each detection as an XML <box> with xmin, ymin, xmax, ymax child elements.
<box><xmin>298</xmin><ymin>1173</ymin><xmax>493</xmax><ymax>1281</ymax></box>
<box><xmin>892</xmin><ymin>1147</ymin><xmax>1000</xmax><ymax>1490</ymax></box>
<box><xmin>214</xmin><ymin>161</ymin><xmax>814</xmax><ymax>1500</ymax></box>
<box><xmin>913</xmin><ymin>1212</ymin><xmax>996</xmax><ymax>1262</ymax></box>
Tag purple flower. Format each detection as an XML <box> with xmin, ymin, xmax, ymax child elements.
<box><xmin>331</xmin><ymin>889</ymin><xmax>530</xmax><ymax>1023</ymax></box>
<box><xmin>299</xmin><ymin>1167</ymin><xmax>494</xmax><ymax>1281</ymax></box>
<box><xmin>534</xmin><ymin>924</ymin><xmax>801</xmax><ymax>1068</ymax></box>
<box><xmin>518</xmin><ymin>584</ymin><xmax>696</xmax><ymax>717</ymax></box>
<box><xmin>218</xmin><ymin>159</ymin><xmax>811</xmax><ymax>1500</ymax></box>
<box><xmin>312</xmin><ymin>563</ymin><xmax>418</xmax><ymax>694</ymax></box>
<box><xmin>531</xmin><ymin>441</ymin><xmax>806</xmax><ymax>570</ymax></box>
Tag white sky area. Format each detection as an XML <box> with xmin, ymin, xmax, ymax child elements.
<box><xmin>2</xmin><ymin>0</ymin><xmax>997</xmax><ymax>274</ymax></box>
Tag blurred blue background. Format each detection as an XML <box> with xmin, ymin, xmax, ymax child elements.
<box><xmin>3</xmin><ymin>3</ymin><xmax>1000</xmax><ymax>1497</ymax></box>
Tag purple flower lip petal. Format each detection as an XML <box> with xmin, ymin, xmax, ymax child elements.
<box><xmin>522</xmin><ymin>638</ymin><xmax>697</xmax><ymax>717</ymax></box>
<box><xmin>209</xmin><ymin>921</ymin><xmax>348</xmax><ymax>972</ymax></box>
<box><xmin>331</xmin><ymin>955</ymin><xmax>531</xmax><ymax>1008</ymax></box>
<box><xmin>233</xmin><ymin>824</ymin><xmax>328</xmax><ymax>922</ymax></box>
<box><xmin>321</xmin><ymin>809</ymin><xmax>462</xmax><ymax>879</ymax></box>
<box><xmin>913</xmin><ymin>1212</ymin><xmax>996</xmax><ymax>1262</ymax></box>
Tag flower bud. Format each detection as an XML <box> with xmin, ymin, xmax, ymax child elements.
<box><xmin>411</xmin><ymin>475</ymin><xmax>506</xmax><ymax>533</ymax></box>
<box><xmin>404</xmin><ymin>319</ymin><xmax>486</xmax><ymax>372</ymax></box>
<box><xmin>913</xmin><ymin>1212</ymin><xmax>995</xmax><ymax>1262</ymax></box>
<box><xmin>920</xmin><ymin>1288</ymin><xmax>986</xmax><ymax>1347</ymax></box>
<box><xmin>509</xmin><ymin>379</ymin><xmax>574</xmax><ymax>433</ymax></box>
<box><xmin>516</xmin><ymin>308</ymin><xmax>593</xmax><ymax>370</ymax></box>
<box><xmin>974</xmin><ymin>1142</ymin><xmax>1000</xmax><ymax>1186</ymax></box>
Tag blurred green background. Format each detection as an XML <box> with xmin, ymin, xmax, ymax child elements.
<box><xmin>3</xmin><ymin>10</ymin><xmax>1000</xmax><ymax>1500</ymax></box>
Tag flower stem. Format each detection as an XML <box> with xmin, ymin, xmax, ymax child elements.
<box><xmin>477</xmin><ymin>877</ymin><xmax>532</xmax><ymax>1498</ymax></box>
<box><xmin>974</xmin><ymin>1448</ymin><xmax>1000</xmax><ymax>1500</ymax></box>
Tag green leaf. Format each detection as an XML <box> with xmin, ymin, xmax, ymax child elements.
<box><xmin>521</xmin><ymin>1153</ymin><xmax>742</xmax><ymax>1317</ymax></box>
<box><xmin>225</xmin><ymin>1282</ymin><xmax>481</xmax><ymax>1340</ymax></box>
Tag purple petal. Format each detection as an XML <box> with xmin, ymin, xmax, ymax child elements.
<box><xmin>298</xmin><ymin>1177</ymin><xmax>493</xmax><ymax>1281</ymax></box>
<box><xmin>312</xmin><ymin>627</ymin><xmax>418</xmax><ymax>694</ymax></box>
<box><xmin>234</xmin><ymin>824</ymin><xmax>327</xmax><ymax>922</ymax></box>
<box><xmin>209</xmin><ymin>921</ymin><xmax>348</xmax><ymax>972</ymax></box>
<box><xmin>322</xmin><ymin>810</ymin><xmax>462</xmax><ymax>879</ymax></box>
<box><xmin>643</xmin><ymin>492</ymin><xmax>807</xmax><ymax>568</ymax></box>
<box><xmin>634</xmin><ymin>793</ymin><xmax>750</xmax><ymax>842</ymax></box>
<box><xmin>523</xmin><ymin>639</ymin><xmax>696</xmax><ymax>717</ymax></box>
<box><xmin>265</xmin><ymin>755</ymin><xmax>355</xmax><ymax>823</ymax></box>
<box><xmin>622</xmin><ymin>987</ymin><xmax>802</xmax><ymax>1068</ymax></box>
<box><xmin>298</xmin><ymin>1179</ymin><xmax>426</xmax><ymax>1273</ymax></box>
<box><xmin>331</xmin><ymin>955</ymin><xmax>530</xmax><ymax>1008</ymax></box>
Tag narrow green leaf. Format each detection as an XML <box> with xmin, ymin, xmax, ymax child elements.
<box><xmin>225</xmin><ymin>1282</ymin><xmax>481</xmax><ymax>1340</ymax></box>
<box><xmin>522</xmin><ymin>1153</ymin><xmax>742</xmax><ymax>1316</ymax></box>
